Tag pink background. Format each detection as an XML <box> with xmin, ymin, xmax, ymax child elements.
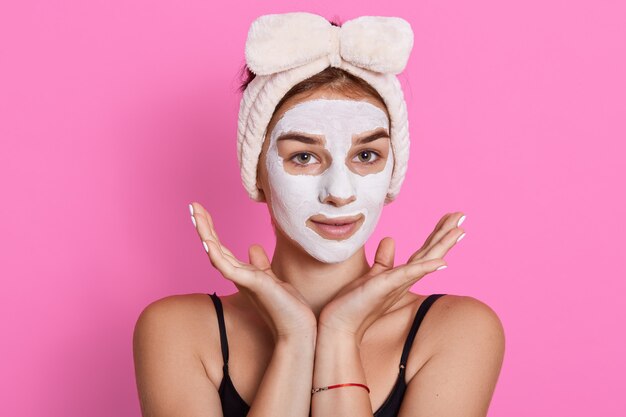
<box><xmin>1</xmin><ymin>1</ymin><xmax>625</xmax><ymax>416</ymax></box>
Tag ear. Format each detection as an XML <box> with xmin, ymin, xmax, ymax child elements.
<box><xmin>256</xmin><ymin>178</ymin><xmax>267</xmax><ymax>203</ymax></box>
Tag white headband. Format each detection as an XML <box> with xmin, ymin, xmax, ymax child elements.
<box><xmin>237</xmin><ymin>12</ymin><xmax>414</xmax><ymax>203</ymax></box>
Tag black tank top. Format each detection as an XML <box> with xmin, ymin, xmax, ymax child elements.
<box><xmin>208</xmin><ymin>292</ymin><xmax>446</xmax><ymax>417</ymax></box>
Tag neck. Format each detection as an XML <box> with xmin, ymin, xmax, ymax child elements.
<box><xmin>270</xmin><ymin>228</ymin><xmax>371</xmax><ymax>318</ymax></box>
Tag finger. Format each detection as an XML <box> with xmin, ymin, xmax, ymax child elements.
<box><xmin>385</xmin><ymin>258</ymin><xmax>447</xmax><ymax>288</ymax></box>
<box><xmin>393</xmin><ymin>263</ymin><xmax>444</xmax><ymax>297</ymax></box>
<box><xmin>204</xmin><ymin>210</ymin><xmax>222</xmax><ymax>242</ymax></box>
<box><xmin>384</xmin><ymin>263</ymin><xmax>450</xmax><ymax>312</ymax></box>
<box><xmin>201</xmin><ymin>233</ymin><xmax>250</xmax><ymax>270</ymax></box>
<box><xmin>206</xmin><ymin>233</ymin><xmax>239</xmax><ymax>261</ymax></box>
<box><xmin>193</xmin><ymin>203</ymin><xmax>221</xmax><ymax>241</ymax></box>
<box><xmin>414</xmin><ymin>213</ymin><xmax>452</xmax><ymax>252</ymax></box>
<box><xmin>205</xmin><ymin>239</ymin><xmax>255</xmax><ymax>286</ymax></box>
<box><xmin>202</xmin><ymin>215</ymin><xmax>240</xmax><ymax>263</ymax></box>
<box><xmin>424</xmin><ymin>212</ymin><xmax>464</xmax><ymax>248</ymax></box>
<box><xmin>204</xmin><ymin>239</ymin><xmax>237</xmax><ymax>279</ymax></box>
<box><xmin>409</xmin><ymin>212</ymin><xmax>465</xmax><ymax>262</ymax></box>
<box><xmin>203</xmin><ymin>235</ymin><xmax>244</xmax><ymax>269</ymax></box>
<box><xmin>190</xmin><ymin>202</ymin><xmax>223</xmax><ymax>246</ymax></box>
<box><xmin>420</xmin><ymin>226</ymin><xmax>465</xmax><ymax>260</ymax></box>
<box><xmin>190</xmin><ymin>202</ymin><xmax>215</xmax><ymax>240</ymax></box>
<box><xmin>248</xmin><ymin>244</ymin><xmax>275</xmax><ymax>276</ymax></box>
<box><xmin>370</xmin><ymin>237</ymin><xmax>395</xmax><ymax>275</ymax></box>
<box><xmin>365</xmin><ymin>258</ymin><xmax>447</xmax><ymax>311</ymax></box>
<box><xmin>191</xmin><ymin>203</ymin><xmax>239</xmax><ymax>262</ymax></box>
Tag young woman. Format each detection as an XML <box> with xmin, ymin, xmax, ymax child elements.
<box><xmin>133</xmin><ymin>12</ymin><xmax>505</xmax><ymax>417</ymax></box>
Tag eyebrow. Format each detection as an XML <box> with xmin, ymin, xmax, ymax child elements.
<box><xmin>354</xmin><ymin>128</ymin><xmax>390</xmax><ymax>145</ymax></box>
<box><xmin>275</xmin><ymin>128</ymin><xmax>390</xmax><ymax>145</ymax></box>
<box><xmin>276</xmin><ymin>133</ymin><xmax>324</xmax><ymax>145</ymax></box>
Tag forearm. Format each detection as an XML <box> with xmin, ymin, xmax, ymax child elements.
<box><xmin>311</xmin><ymin>328</ymin><xmax>372</xmax><ymax>417</ymax></box>
<box><xmin>248</xmin><ymin>333</ymin><xmax>316</xmax><ymax>417</ymax></box>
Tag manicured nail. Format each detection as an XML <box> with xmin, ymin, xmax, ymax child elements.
<box><xmin>457</xmin><ymin>215</ymin><xmax>466</xmax><ymax>227</ymax></box>
<box><xmin>456</xmin><ymin>233</ymin><xmax>466</xmax><ymax>243</ymax></box>
<box><xmin>189</xmin><ymin>203</ymin><xmax>194</xmax><ymax>216</ymax></box>
<box><xmin>191</xmin><ymin>215</ymin><xmax>197</xmax><ymax>228</ymax></box>
<box><xmin>436</xmin><ymin>265</ymin><xmax>447</xmax><ymax>271</ymax></box>
<box><xmin>203</xmin><ymin>241</ymin><xmax>209</xmax><ymax>253</ymax></box>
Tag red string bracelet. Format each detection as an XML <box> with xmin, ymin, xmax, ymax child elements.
<box><xmin>311</xmin><ymin>383</ymin><xmax>370</xmax><ymax>395</ymax></box>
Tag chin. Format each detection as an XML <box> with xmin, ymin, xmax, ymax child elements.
<box><xmin>272</xmin><ymin>224</ymin><xmax>360</xmax><ymax>264</ymax></box>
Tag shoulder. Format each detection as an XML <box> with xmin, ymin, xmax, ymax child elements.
<box><xmin>437</xmin><ymin>294</ymin><xmax>504</xmax><ymax>345</ymax></box>
<box><xmin>134</xmin><ymin>292</ymin><xmax>217</xmax><ymax>335</ymax></box>
<box><xmin>420</xmin><ymin>293</ymin><xmax>505</xmax><ymax>354</ymax></box>
<box><xmin>397</xmin><ymin>294</ymin><xmax>505</xmax><ymax>416</ymax></box>
<box><xmin>132</xmin><ymin>293</ymin><xmax>227</xmax><ymax>415</ymax></box>
<box><xmin>428</xmin><ymin>293</ymin><xmax>504</xmax><ymax>330</ymax></box>
<box><xmin>398</xmin><ymin>293</ymin><xmax>505</xmax><ymax>379</ymax></box>
<box><xmin>133</xmin><ymin>293</ymin><xmax>224</xmax><ymax>385</ymax></box>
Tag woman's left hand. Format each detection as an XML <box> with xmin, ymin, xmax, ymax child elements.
<box><xmin>318</xmin><ymin>212</ymin><xmax>466</xmax><ymax>343</ymax></box>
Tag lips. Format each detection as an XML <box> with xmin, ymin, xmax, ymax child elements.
<box><xmin>307</xmin><ymin>213</ymin><xmax>365</xmax><ymax>240</ymax></box>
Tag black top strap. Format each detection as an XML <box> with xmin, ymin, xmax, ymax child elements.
<box><xmin>209</xmin><ymin>292</ymin><xmax>445</xmax><ymax>377</ymax></box>
<box><xmin>208</xmin><ymin>292</ymin><xmax>229</xmax><ymax>369</ymax></box>
<box><xmin>399</xmin><ymin>294</ymin><xmax>446</xmax><ymax>369</ymax></box>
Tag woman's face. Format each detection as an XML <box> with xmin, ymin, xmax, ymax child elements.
<box><xmin>257</xmin><ymin>89</ymin><xmax>393</xmax><ymax>263</ymax></box>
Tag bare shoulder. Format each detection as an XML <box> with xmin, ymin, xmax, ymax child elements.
<box><xmin>133</xmin><ymin>293</ymin><xmax>219</xmax><ymax>353</ymax></box>
<box><xmin>397</xmin><ymin>293</ymin><xmax>506</xmax><ymax>417</ymax></box>
<box><xmin>133</xmin><ymin>292</ymin><xmax>224</xmax><ymax>371</ymax></box>
<box><xmin>427</xmin><ymin>294</ymin><xmax>505</xmax><ymax>339</ymax></box>
<box><xmin>134</xmin><ymin>292</ymin><xmax>217</xmax><ymax>327</ymax></box>
<box><xmin>413</xmin><ymin>293</ymin><xmax>505</xmax><ymax>358</ymax></box>
<box><xmin>132</xmin><ymin>293</ymin><xmax>224</xmax><ymax>417</ymax></box>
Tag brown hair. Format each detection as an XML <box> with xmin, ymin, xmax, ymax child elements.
<box><xmin>236</xmin><ymin>19</ymin><xmax>389</xmax><ymax>121</ymax></box>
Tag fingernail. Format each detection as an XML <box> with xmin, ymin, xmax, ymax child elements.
<box><xmin>457</xmin><ymin>215</ymin><xmax>466</xmax><ymax>227</ymax></box>
<box><xmin>203</xmin><ymin>241</ymin><xmax>209</xmax><ymax>253</ymax></box>
<box><xmin>189</xmin><ymin>203</ymin><xmax>194</xmax><ymax>216</ymax></box>
<box><xmin>436</xmin><ymin>265</ymin><xmax>448</xmax><ymax>271</ymax></box>
<box><xmin>191</xmin><ymin>215</ymin><xmax>197</xmax><ymax>228</ymax></box>
<box><xmin>456</xmin><ymin>233</ymin><xmax>466</xmax><ymax>243</ymax></box>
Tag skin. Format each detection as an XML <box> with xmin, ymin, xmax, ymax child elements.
<box><xmin>133</xmin><ymin>88</ymin><xmax>506</xmax><ymax>417</ymax></box>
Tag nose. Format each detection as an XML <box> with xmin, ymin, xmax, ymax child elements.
<box><xmin>322</xmin><ymin>193</ymin><xmax>356</xmax><ymax>207</ymax></box>
<box><xmin>319</xmin><ymin>162</ymin><xmax>356</xmax><ymax>207</ymax></box>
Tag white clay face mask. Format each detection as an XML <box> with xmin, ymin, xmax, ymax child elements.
<box><xmin>265</xmin><ymin>98</ymin><xmax>394</xmax><ymax>263</ymax></box>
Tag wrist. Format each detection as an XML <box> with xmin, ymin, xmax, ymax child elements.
<box><xmin>312</xmin><ymin>327</ymin><xmax>366</xmax><ymax>390</ymax></box>
<box><xmin>275</xmin><ymin>328</ymin><xmax>317</xmax><ymax>351</ymax></box>
<box><xmin>317</xmin><ymin>322</ymin><xmax>360</xmax><ymax>347</ymax></box>
<box><xmin>315</xmin><ymin>325</ymin><xmax>361</xmax><ymax>356</ymax></box>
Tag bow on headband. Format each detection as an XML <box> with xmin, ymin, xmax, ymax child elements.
<box><xmin>245</xmin><ymin>12</ymin><xmax>414</xmax><ymax>76</ymax></box>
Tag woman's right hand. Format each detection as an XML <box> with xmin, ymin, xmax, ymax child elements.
<box><xmin>189</xmin><ymin>202</ymin><xmax>317</xmax><ymax>342</ymax></box>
